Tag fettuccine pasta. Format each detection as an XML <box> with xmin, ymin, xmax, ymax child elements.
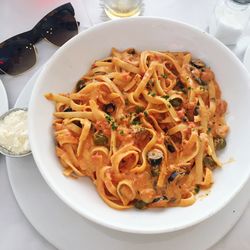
<box><xmin>45</xmin><ymin>48</ymin><xmax>229</xmax><ymax>210</ymax></box>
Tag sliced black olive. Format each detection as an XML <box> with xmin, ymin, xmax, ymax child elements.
<box><xmin>194</xmin><ymin>106</ymin><xmax>199</xmax><ymax>116</ymax></box>
<box><xmin>152</xmin><ymin>196</ymin><xmax>168</xmax><ymax>203</ymax></box>
<box><xmin>147</xmin><ymin>149</ymin><xmax>163</xmax><ymax>166</ymax></box>
<box><xmin>190</xmin><ymin>58</ymin><xmax>206</xmax><ymax>69</ymax></box>
<box><xmin>168</xmin><ymin>171</ymin><xmax>178</xmax><ymax>183</ymax></box>
<box><xmin>75</xmin><ymin>79</ymin><xmax>86</xmax><ymax>92</ymax></box>
<box><xmin>193</xmin><ymin>76</ymin><xmax>207</xmax><ymax>86</ymax></box>
<box><xmin>73</xmin><ymin>120</ymin><xmax>82</xmax><ymax>128</ymax></box>
<box><xmin>135</xmin><ymin>106</ymin><xmax>144</xmax><ymax>114</ymax></box>
<box><xmin>127</xmin><ymin>48</ymin><xmax>136</xmax><ymax>54</ymax></box>
<box><xmin>93</xmin><ymin>132</ymin><xmax>108</xmax><ymax>146</ymax></box>
<box><xmin>203</xmin><ymin>155</ymin><xmax>217</xmax><ymax>169</ymax></box>
<box><xmin>103</xmin><ymin>103</ymin><xmax>116</xmax><ymax>115</ymax></box>
<box><xmin>64</xmin><ymin>107</ymin><xmax>73</xmax><ymax>112</ymax></box>
<box><xmin>166</xmin><ymin>143</ymin><xmax>175</xmax><ymax>153</ymax></box>
<box><xmin>174</xmin><ymin>80</ymin><xmax>188</xmax><ymax>94</ymax></box>
<box><xmin>134</xmin><ymin>200</ymin><xmax>147</xmax><ymax>209</ymax></box>
<box><xmin>170</xmin><ymin>98</ymin><xmax>182</xmax><ymax>107</ymax></box>
<box><xmin>213</xmin><ymin>137</ymin><xmax>226</xmax><ymax>150</ymax></box>
<box><xmin>151</xmin><ymin>165</ymin><xmax>160</xmax><ymax>177</ymax></box>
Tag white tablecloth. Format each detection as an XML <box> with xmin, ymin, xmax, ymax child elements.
<box><xmin>0</xmin><ymin>0</ymin><xmax>249</xmax><ymax>249</ymax></box>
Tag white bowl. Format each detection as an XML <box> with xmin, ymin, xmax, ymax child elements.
<box><xmin>29</xmin><ymin>17</ymin><xmax>250</xmax><ymax>234</ymax></box>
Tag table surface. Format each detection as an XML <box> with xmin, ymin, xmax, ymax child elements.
<box><xmin>0</xmin><ymin>0</ymin><xmax>250</xmax><ymax>249</ymax></box>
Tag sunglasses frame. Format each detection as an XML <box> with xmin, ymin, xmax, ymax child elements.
<box><xmin>0</xmin><ymin>2</ymin><xmax>78</xmax><ymax>75</ymax></box>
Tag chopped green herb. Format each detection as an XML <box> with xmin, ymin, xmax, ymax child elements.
<box><xmin>146</xmin><ymin>79</ymin><xmax>154</xmax><ymax>89</ymax></box>
<box><xmin>143</xmin><ymin>111</ymin><xmax>149</xmax><ymax>117</ymax></box>
<box><xmin>167</xmin><ymin>104</ymin><xmax>171</xmax><ymax>108</ymax></box>
<box><xmin>161</xmin><ymin>73</ymin><xmax>168</xmax><ymax>79</ymax></box>
<box><xmin>194</xmin><ymin>185</ymin><xmax>200</xmax><ymax>194</ymax></box>
<box><xmin>135</xmin><ymin>106</ymin><xmax>144</xmax><ymax>114</ymax></box>
<box><xmin>210</xmin><ymin>97</ymin><xmax>216</xmax><ymax>102</ymax></box>
<box><xmin>151</xmin><ymin>92</ymin><xmax>156</xmax><ymax>97</ymax></box>
<box><xmin>134</xmin><ymin>200</ymin><xmax>147</xmax><ymax>209</ymax></box>
<box><xmin>111</xmin><ymin>122</ymin><xmax>118</xmax><ymax>130</ymax></box>
<box><xmin>125</xmin><ymin>98</ymin><xmax>129</xmax><ymax>106</ymax></box>
<box><xmin>105</xmin><ymin>114</ymin><xmax>117</xmax><ymax>130</ymax></box>
<box><xmin>105</xmin><ymin>114</ymin><xmax>112</xmax><ymax>123</ymax></box>
<box><xmin>188</xmin><ymin>86</ymin><xmax>192</xmax><ymax>90</ymax></box>
<box><xmin>200</xmin><ymin>86</ymin><xmax>208</xmax><ymax>91</ymax></box>
<box><xmin>162</xmin><ymin>95</ymin><xmax>169</xmax><ymax>100</ymax></box>
<box><xmin>119</xmin><ymin>130</ymin><xmax>125</xmax><ymax>135</ymax></box>
<box><xmin>207</xmin><ymin>127</ymin><xmax>211</xmax><ymax>133</ymax></box>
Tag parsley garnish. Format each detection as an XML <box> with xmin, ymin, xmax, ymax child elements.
<box><xmin>135</xmin><ymin>106</ymin><xmax>144</xmax><ymax>114</ymax></box>
<box><xmin>148</xmin><ymin>92</ymin><xmax>156</xmax><ymax>97</ymax></box>
<box><xmin>125</xmin><ymin>98</ymin><xmax>129</xmax><ymax>106</ymax></box>
<box><xmin>194</xmin><ymin>185</ymin><xmax>200</xmax><ymax>194</ymax></box>
<box><xmin>143</xmin><ymin>111</ymin><xmax>149</xmax><ymax>117</ymax></box>
<box><xmin>105</xmin><ymin>114</ymin><xmax>112</xmax><ymax>123</ymax></box>
<box><xmin>161</xmin><ymin>73</ymin><xmax>168</xmax><ymax>79</ymax></box>
<box><xmin>105</xmin><ymin>114</ymin><xmax>117</xmax><ymax>130</ymax></box>
<box><xmin>119</xmin><ymin>130</ymin><xmax>125</xmax><ymax>135</ymax></box>
<box><xmin>162</xmin><ymin>95</ymin><xmax>169</xmax><ymax>100</ymax></box>
<box><xmin>111</xmin><ymin>122</ymin><xmax>118</xmax><ymax>130</ymax></box>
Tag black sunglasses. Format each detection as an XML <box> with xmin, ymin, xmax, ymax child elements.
<box><xmin>0</xmin><ymin>2</ymin><xmax>79</xmax><ymax>76</ymax></box>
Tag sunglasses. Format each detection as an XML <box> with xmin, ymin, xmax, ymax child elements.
<box><xmin>0</xmin><ymin>2</ymin><xmax>79</xmax><ymax>76</ymax></box>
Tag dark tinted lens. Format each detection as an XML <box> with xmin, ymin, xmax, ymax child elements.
<box><xmin>0</xmin><ymin>38</ymin><xmax>36</xmax><ymax>75</ymax></box>
<box><xmin>42</xmin><ymin>10</ymin><xmax>78</xmax><ymax>46</ymax></box>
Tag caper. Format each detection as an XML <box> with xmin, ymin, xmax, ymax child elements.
<box><xmin>213</xmin><ymin>137</ymin><xmax>226</xmax><ymax>150</ymax></box>
<box><xmin>93</xmin><ymin>132</ymin><xmax>108</xmax><ymax>146</ymax></box>
<box><xmin>134</xmin><ymin>200</ymin><xmax>147</xmax><ymax>209</ymax></box>
<box><xmin>203</xmin><ymin>156</ymin><xmax>217</xmax><ymax>169</ymax></box>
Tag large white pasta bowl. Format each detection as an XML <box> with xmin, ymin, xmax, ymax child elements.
<box><xmin>29</xmin><ymin>17</ymin><xmax>250</xmax><ymax>234</ymax></box>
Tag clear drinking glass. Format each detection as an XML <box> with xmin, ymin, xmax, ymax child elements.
<box><xmin>103</xmin><ymin>0</ymin><xmax>143</xmax><ymax>19</ymax></box>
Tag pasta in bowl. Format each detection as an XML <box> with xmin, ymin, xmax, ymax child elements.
<box><xmin>45</xmin><ymin>48</ymin><xmax>228</xmax><ymax>210</ymax></box>
<box><xmin>29</xmin><ymin>17</ymin><xmax>250</xmax><ymax>234</ymax></box>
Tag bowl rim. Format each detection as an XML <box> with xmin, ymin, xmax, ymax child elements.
<box><xmin>29</xmin><ymin>16</ymin><xmax>250</xmax><ymax>234</ymax></box>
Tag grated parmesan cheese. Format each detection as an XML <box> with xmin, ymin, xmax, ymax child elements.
<box><xmin>0</xmin><ymin>110</ymin><xmax>30</xmax><ymax>154</ymax></box>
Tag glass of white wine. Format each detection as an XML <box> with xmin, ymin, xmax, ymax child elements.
<box><xmin>103</xmin><ymin>0</ymin><xmax>143</xmax><ymax>19</ymax></box>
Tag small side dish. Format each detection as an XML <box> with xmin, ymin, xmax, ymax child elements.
<box><xmin>0</xmin><ymin>108</ymin><xmax>30</xmax><ymax>156</ymax></box>
<box><xmin>45</xmin><ymin>48</ymin><xmax>228</xmax><ymax>210</ymax></box>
